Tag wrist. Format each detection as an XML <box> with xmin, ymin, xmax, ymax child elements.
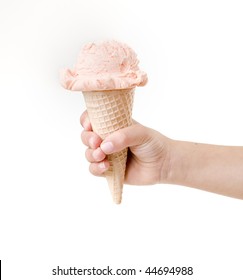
<box><xmin>161</xmin><ymin>139</ymin><xmax>191</xmax><ymax>186</ymax></box>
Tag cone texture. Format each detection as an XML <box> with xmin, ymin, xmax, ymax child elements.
<box><xmin>83</xmin><ymin>89</ymin><xmax>134</xmax><ymax>204</ymax></box>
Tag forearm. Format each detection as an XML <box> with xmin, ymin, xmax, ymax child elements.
<box><xmin>167</xmin><ymin>140</ymin><xmax>243</xmax><ymax>199</ymax></box>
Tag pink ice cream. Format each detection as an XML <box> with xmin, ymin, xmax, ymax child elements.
<box><xmin>60</xmin><ymin>40</ymin><xmax>147</xmax><ymax>91</ymax></box>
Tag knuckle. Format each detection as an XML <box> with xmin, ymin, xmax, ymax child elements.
<box><xmin>85</xmin><ymin>149</ymin><xmax>92</xmax><ymax>162</ymax></box>
<box><xmin>81</xmin><ymin>130</ymin><xmax>87</xmax><ymax>143</ymax></box>
<box><xmin>89</xmin><ymin>164</ymin><xmax>99</xmax><ymax>176</ymax></box>
<box><xmin>89</xmin><ymin>164</ymin><xmax>95</xmax><ymax>175</ymax></box>
<box><xmin>80</xmin><ymin>111</ymin><xmax>86</xmax><ymax>126</ymax></box>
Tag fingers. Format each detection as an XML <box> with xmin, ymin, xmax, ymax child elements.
<box><xmin>100</xmin><ymin>123</ymin><xmax>149</xmax><ymax>154</ymax></box>
<box><xmin>81</xmin><ymin>130</ymin><xmax>102</xmax><ymax>149</ymax></box>
<box><xmin>85</xmin><ymin>147</ymin><xmax>106</xmax><ymax>162</ymax></box>
<box><xmin>86</xmin><ymin>148</ymin><xmax>109</xmax><ymax>176</ymax></box>
<box><xmin>80</xmin><ymin>110</ymin><xmax>92</xmax><ymax>131</ymax></box>
<box><xmin>80</xmin><ymin>112</ymin><xmax>147</xmax><ymax>177</ymax></box>
<box><xmin>84</xmin><ymin>146</ymin><xmax>109</xmax><ymax>176</ymax></box>
<box><xmin>81</xmin><ymin>128</ymin><xmax>108</xmax><ymax>175</ymax></box>
<box><xmin>89</xmin><ymin>160</ymin><xmax>110</xmax><ymax>176</ymax></box>
<box><xmin>80</xmin><ymin>110</ymin><xmax>109</xmax><ymax>176</ymax></box>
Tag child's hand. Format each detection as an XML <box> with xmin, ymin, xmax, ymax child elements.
<box><xmin>80</xmin><ymin>111</ymin><xmax>172</xmax><ymax>185</ymax></box>
<box><xmin>80</xmin><ymin>110</ymin><xmax>243</xmax><ymax>199</ymax></box>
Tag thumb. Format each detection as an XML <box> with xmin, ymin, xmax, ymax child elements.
<box><xmin>100</xmin><ymin>123</ymin><xmax>149</xmax><ymax>154</ymax></box>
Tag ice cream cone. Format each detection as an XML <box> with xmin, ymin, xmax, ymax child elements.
<box><xmin>82</xmin><ymin>88</ymin><xmax>134</xmax><ymax>204</ymax></box>
<box><xmin>61</xmin><ymin>40</ymin><xmax>148</xmax><ymax>203</ymax></box>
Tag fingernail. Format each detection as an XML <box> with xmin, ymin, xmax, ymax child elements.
<box><xmin>98</xmin><ymin>161</ymin><xmax>107</xmax><ymax>170</ymax></box>
<box><xmin>100</xmin><ymin>142</ymin><xmax>114</xmax><ymax>154</ymax></box>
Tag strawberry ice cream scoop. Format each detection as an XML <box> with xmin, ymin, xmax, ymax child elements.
<box><xmin>60</xmin><ymin>40</ymin><xmax>147</xmax><ymax>91</ymax></box>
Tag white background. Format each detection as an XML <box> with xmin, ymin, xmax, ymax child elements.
<box><xmin>0</xmin><ymin>0</ymin><xmax>243</xmax><ymax>279</ymax></box>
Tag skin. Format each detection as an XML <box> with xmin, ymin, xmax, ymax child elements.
<box><xmin>80</xmin><ymin>111</ymin><xmax>243</xmax><ymax>200</ymax></box>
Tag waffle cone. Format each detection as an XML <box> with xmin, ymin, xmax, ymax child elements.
<box><xmin>82</xmin><ymin>88</ymin><xmax>134</xmax><ymax>204</ymax></box>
